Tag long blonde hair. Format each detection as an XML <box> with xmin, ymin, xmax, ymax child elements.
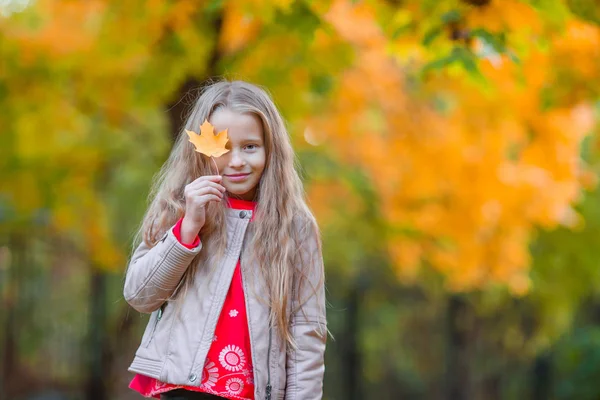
<box><xmin>133</xmin><ymin>79</ymin><xmax>322</xmax><ymax>347</ymax></box>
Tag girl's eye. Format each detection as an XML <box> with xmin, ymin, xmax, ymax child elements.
<box><xmin>245</xmin><ymin>144</ymin><xmax>257</xmax><ymax>150</ymax></box>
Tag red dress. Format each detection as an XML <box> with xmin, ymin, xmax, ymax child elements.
<box><xmin>129</xmin><ymin>198</ymin><xmax>256</xmax><ymax>399</ymax></box>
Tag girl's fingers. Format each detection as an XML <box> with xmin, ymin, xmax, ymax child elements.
<box><xmin>185</xmin><ymin>186</ymin><xmax>225</xmax><ymax>202</ymax></box>
<box><xmin>189</xmin><ymin>184</ymin><xmax>225</xmax><ymax>196</ymax></box>
<box><xmin>187</xmin><ymin>186</ymin><xmax>224</xmax><ymax>199</ymax></box>
<box><xmin>189</xmin><ymin>175</ymin><xmax>223</xmax><ymax>187</ymax></box>
<box><xmin>198</xmin><ymin>194</ymin><xmax>222</xmax><ymax>206</ymax></box>
<box><xmin>205</xmin><ymin>181</ymin><xmax>226</xmax><ymax>193</ymax></box>
<box><xmin>186</xmin><ymin>179</ymin><xmax>226</xmax><ymax>193</ymax></box>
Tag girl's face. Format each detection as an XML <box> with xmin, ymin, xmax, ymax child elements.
<box><xmin>211</xmin><ymin>108</ymin><xmax>266</xmax><ymax>201</ymax></box>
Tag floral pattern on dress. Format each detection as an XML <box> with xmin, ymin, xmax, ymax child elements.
<box><xmin>201</xmin><ymin>360</ymin><xmax>219</xmax><ymax>389</ymax></box>
<box><xmin>225</xmin><ymin>378</ymin><xmax>245</xmax><ymax>395</ymax></box>
<box><xmin>219</xmin><ymin>344</ymin><xmax>246</xmax><ymax>372</ymax></box>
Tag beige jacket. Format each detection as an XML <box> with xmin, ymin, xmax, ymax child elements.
<box><xmin>124</xmin><ymin>208</ymin><xmax>327</xmax><ymax>400</ymax></box>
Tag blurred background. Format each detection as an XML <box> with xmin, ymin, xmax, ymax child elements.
<box><xmin>2</xmin><ymin>0</ymin><xmax>600</xmax><ymax>399</ymax></box>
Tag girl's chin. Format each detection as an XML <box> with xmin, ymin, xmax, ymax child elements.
<box><xmin>226</xmin><ymin>189</ymin><xmax>255</xmax><ymax>200</ymax></box>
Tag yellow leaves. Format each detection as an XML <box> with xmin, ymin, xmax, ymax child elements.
<box><xmin>165</xmin><ymin>0</ymin><xmax>198</xmax><ymax>31</ymax></box>
<box><xmin>553</xmin><ymin>19</ymin><xmax>600</xmax><ymax>78</ymax></box>
<box><xmin>5</xmin><ymin>0</ymin><xmax>105</xmax><ymax>57</ymax></box>
<box><xmin>388</xmin><ymin>240</ymin><xmax>422</xmax><ymax>282</ymax></box>
<box><xmin>2</xmin><ymin>0</ymin><xmax>599</xmax><ymax>286</ymax></box>
<box><xmin>308</xmin><ymin>179</ymin><xmax>362</xmax><ymax>225</ymax></box>
<box><xmin>2</xmin><ymin>171</ymin><xmax>42</xmax><ymax>214</ymax></box>
<box><xmin>308</xmin><ymin>0</ymin><xmax>600</xmax><ymax>295</ymax></box>
<box><xmin>324</xmin><ymin>0</ymin><xmax>385</xmax><ymax>48</ymax></box>
<box><xmin>220</xmin><ymin>0</ymin><xmax>294</xmax><ymax>23</ymax></box>
<box><xmin>186</xmin><ymin>120</ymin><xmax>230</xmax><ymax>158</ymax></box>
<box><xmin>1</xmin><ymin>0</ymin><xmax>217</xmax><ymax>274</ymax></box>
<box><xmin>578</xmin><ymin>170</ymin><xmax>598</xmax><ymax>191</ymax></box>
<box><xmin>466</xmin><ymin>0</ymin><xmax>541</xmax><ymax>33</ymax></box>
<box><xmin>51</xmin><ymin>175</ymin><xmax>124</xmax><ymax>271</ymax></box>
<box><xmin>85</xmin><ymin>201</ymin><xmax>125</xmax><ymax>271</ymax></box>
<box><xmin>219</xmin><ymin>1</ymin><xmax>262</xmax><ymax>55</ymax></box>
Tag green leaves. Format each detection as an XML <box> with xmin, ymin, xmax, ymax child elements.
<box><xmin>421</xmin><ymin>46</ymin><xmax>486</xmax><ymax>83</ymax></box>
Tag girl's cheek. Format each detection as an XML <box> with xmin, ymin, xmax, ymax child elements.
<box><xmin>215</xmin><ymin>158</ymin><xmax>228</xmax><ymax>170</ymax></box>
<box><xmin>250</xmin><ymin>149</ymin><xmax>266</xmax><ymax>163</ymax></box>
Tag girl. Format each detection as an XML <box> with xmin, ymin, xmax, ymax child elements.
<box><xmin>124</xmin><ymin>80</ymin><xmax>327</xmax><ymax>400</ymax></box>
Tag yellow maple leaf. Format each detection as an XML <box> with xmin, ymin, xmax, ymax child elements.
<box><xmin>185</xmin><ymin>119</ymin><xmax>230</xmax><ymax>158</ymax></box>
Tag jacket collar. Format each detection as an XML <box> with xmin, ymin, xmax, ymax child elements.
<box><xmin>225</xmin><ymin>198</ymin><xmax>256</xmax><ymax>221</ymax></box>
<box><xmin>227</xmin><ymin>197</ymin><xmax>256</xmax><ymax>211</ymax></box>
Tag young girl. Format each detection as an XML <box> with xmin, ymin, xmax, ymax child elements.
<box><xmin>124</xmin><ymin>80</ymin><xmax>327</xmax><ymax>400</ymax></box>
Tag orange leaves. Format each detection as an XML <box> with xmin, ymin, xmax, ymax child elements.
<box><xmin>50</xmin><ymin>174</ymin><xmax>125</xmax><ymax>271</ymax></box>
<box><xmin>307</xmin><ymin>0</ymin><xmax>600</xmax><ymax>294</ymax></box>
<box><xmin>186</xmin><ymin>120</ymin><xmax>230</xmax><ymax>158</ymax></box>
<box><xmin>324</xmin><ymin>0</ymin><xmax>385</xmax><ymax>48</ymax></box>
<box><xmin>2</xmin><ymin>0</ymin><xmax>599</xmax><ymax>285</ymax></box>
<box><xmin>219</xmin><ymin>1</ymin><xmax>262</xmax><ymax>55</ymax></box>
<box><xmin>552</xmin><ymin>20</ymin><xmax>600</xmax><ymax>84</ymax></box>
<box><xmin>1</xmin><ymin>0</ymin><xmax>219</xmax><ymax>273</ymax></box>
<box><xmin>3</xmin><ymin>0</ymin><xmax>105</xmax><ymax>57</ymax></box>
<box><xmin>466</xmin><ymin>0</ymin><xmax>541</xmax><ymax>33</ymax></box>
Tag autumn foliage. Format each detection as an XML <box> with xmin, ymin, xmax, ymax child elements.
<box><xmin>305</xmin><ymin>0</ymin><xmax>600</xmax><ymax>293</ymax></box>
<box><xmin>1</xmin><ymin>0</ymin><xmax>599</xmax><ymax>296</ymax></box>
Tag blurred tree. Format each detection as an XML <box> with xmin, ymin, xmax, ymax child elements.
<box><xmin>2</xmin><ymin>0</ymin><xmax>597</xmax><ymax>290</ymax></box>
<box><xmin>304</xmin><ymin>0</ymin><xmax>600</xmax><ymax>293</ymax></box>
<box><xmin>1</xmin><ymin>0</ymin><xmax>600</xmax><ymax>399</ymax></box>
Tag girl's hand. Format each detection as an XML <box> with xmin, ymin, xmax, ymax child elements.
<box><xmin>181</xmin><ymin>175</ymin><xmax>226</xmax><ymax>234</ymax></box>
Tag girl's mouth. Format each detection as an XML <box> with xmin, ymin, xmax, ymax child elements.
<box><xmin>225</xmin><ymin>173</ymin><xmax>250</xmax><ymax>182</ymax></box>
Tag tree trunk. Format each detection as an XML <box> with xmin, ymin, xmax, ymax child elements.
<box><xmin>343</xmin><ymin>280</ymin><xmax>363</xmax><ymax>400</ymax></box>
<box><xmin>86</xmin><ymin>269</ymin><xmax>109</xmax><ymax>400</ymax></box>
<box><xmin>2</xmin><ymin>234</ymin><xmax>24</xmax><ymax>396</ymax></box>
<box><xmin>445</xmin><ymin>294</ymin><xmax>470</xmax><ymax>400</ymax></box>
<box><xmin>532</xmin><ymin>351</ymin><xmax>552</xmax><ymax>400</ymax></box>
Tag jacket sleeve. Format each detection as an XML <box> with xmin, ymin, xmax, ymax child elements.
<box><xmin>285</xmin><ymin>224</ymin><xmax>327</xmax><ymax>400</ymax></box>
<box><xmin>123</xmin><ymin>225</ymin><xmax>202</xmax><ymax>314</ymax></box>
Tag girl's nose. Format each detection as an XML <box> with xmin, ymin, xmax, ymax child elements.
<box><xmin>228</xmin><ymin>150</ymin><xmax>246</xmax><ymax>167</ymax></box>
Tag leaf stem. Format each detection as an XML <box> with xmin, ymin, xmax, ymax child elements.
<box><xmin>211</xmin><ymin>156</ymin><xmax>220</xmax><ymax>175</ymax></box>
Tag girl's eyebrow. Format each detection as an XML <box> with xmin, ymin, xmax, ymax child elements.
<box><xmin>232</xmin><ymin>135</ymin><xmax>263</xmax><ymax>143</ymax></box>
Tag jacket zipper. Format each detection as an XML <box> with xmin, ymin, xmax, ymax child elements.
<box><xmin>146</xmin><ymin>304</ymin><xmax>164</xmax><ymax>347</ymax></box>
<box><xmin>265</xmin><ymin>327</ymin><xmax>272</xmax><ymax>400</ymax></box>
<box><xmin>237</xmin><ymin>217</ymin><xmax>271</xmax><ymax>399</ymax></box>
